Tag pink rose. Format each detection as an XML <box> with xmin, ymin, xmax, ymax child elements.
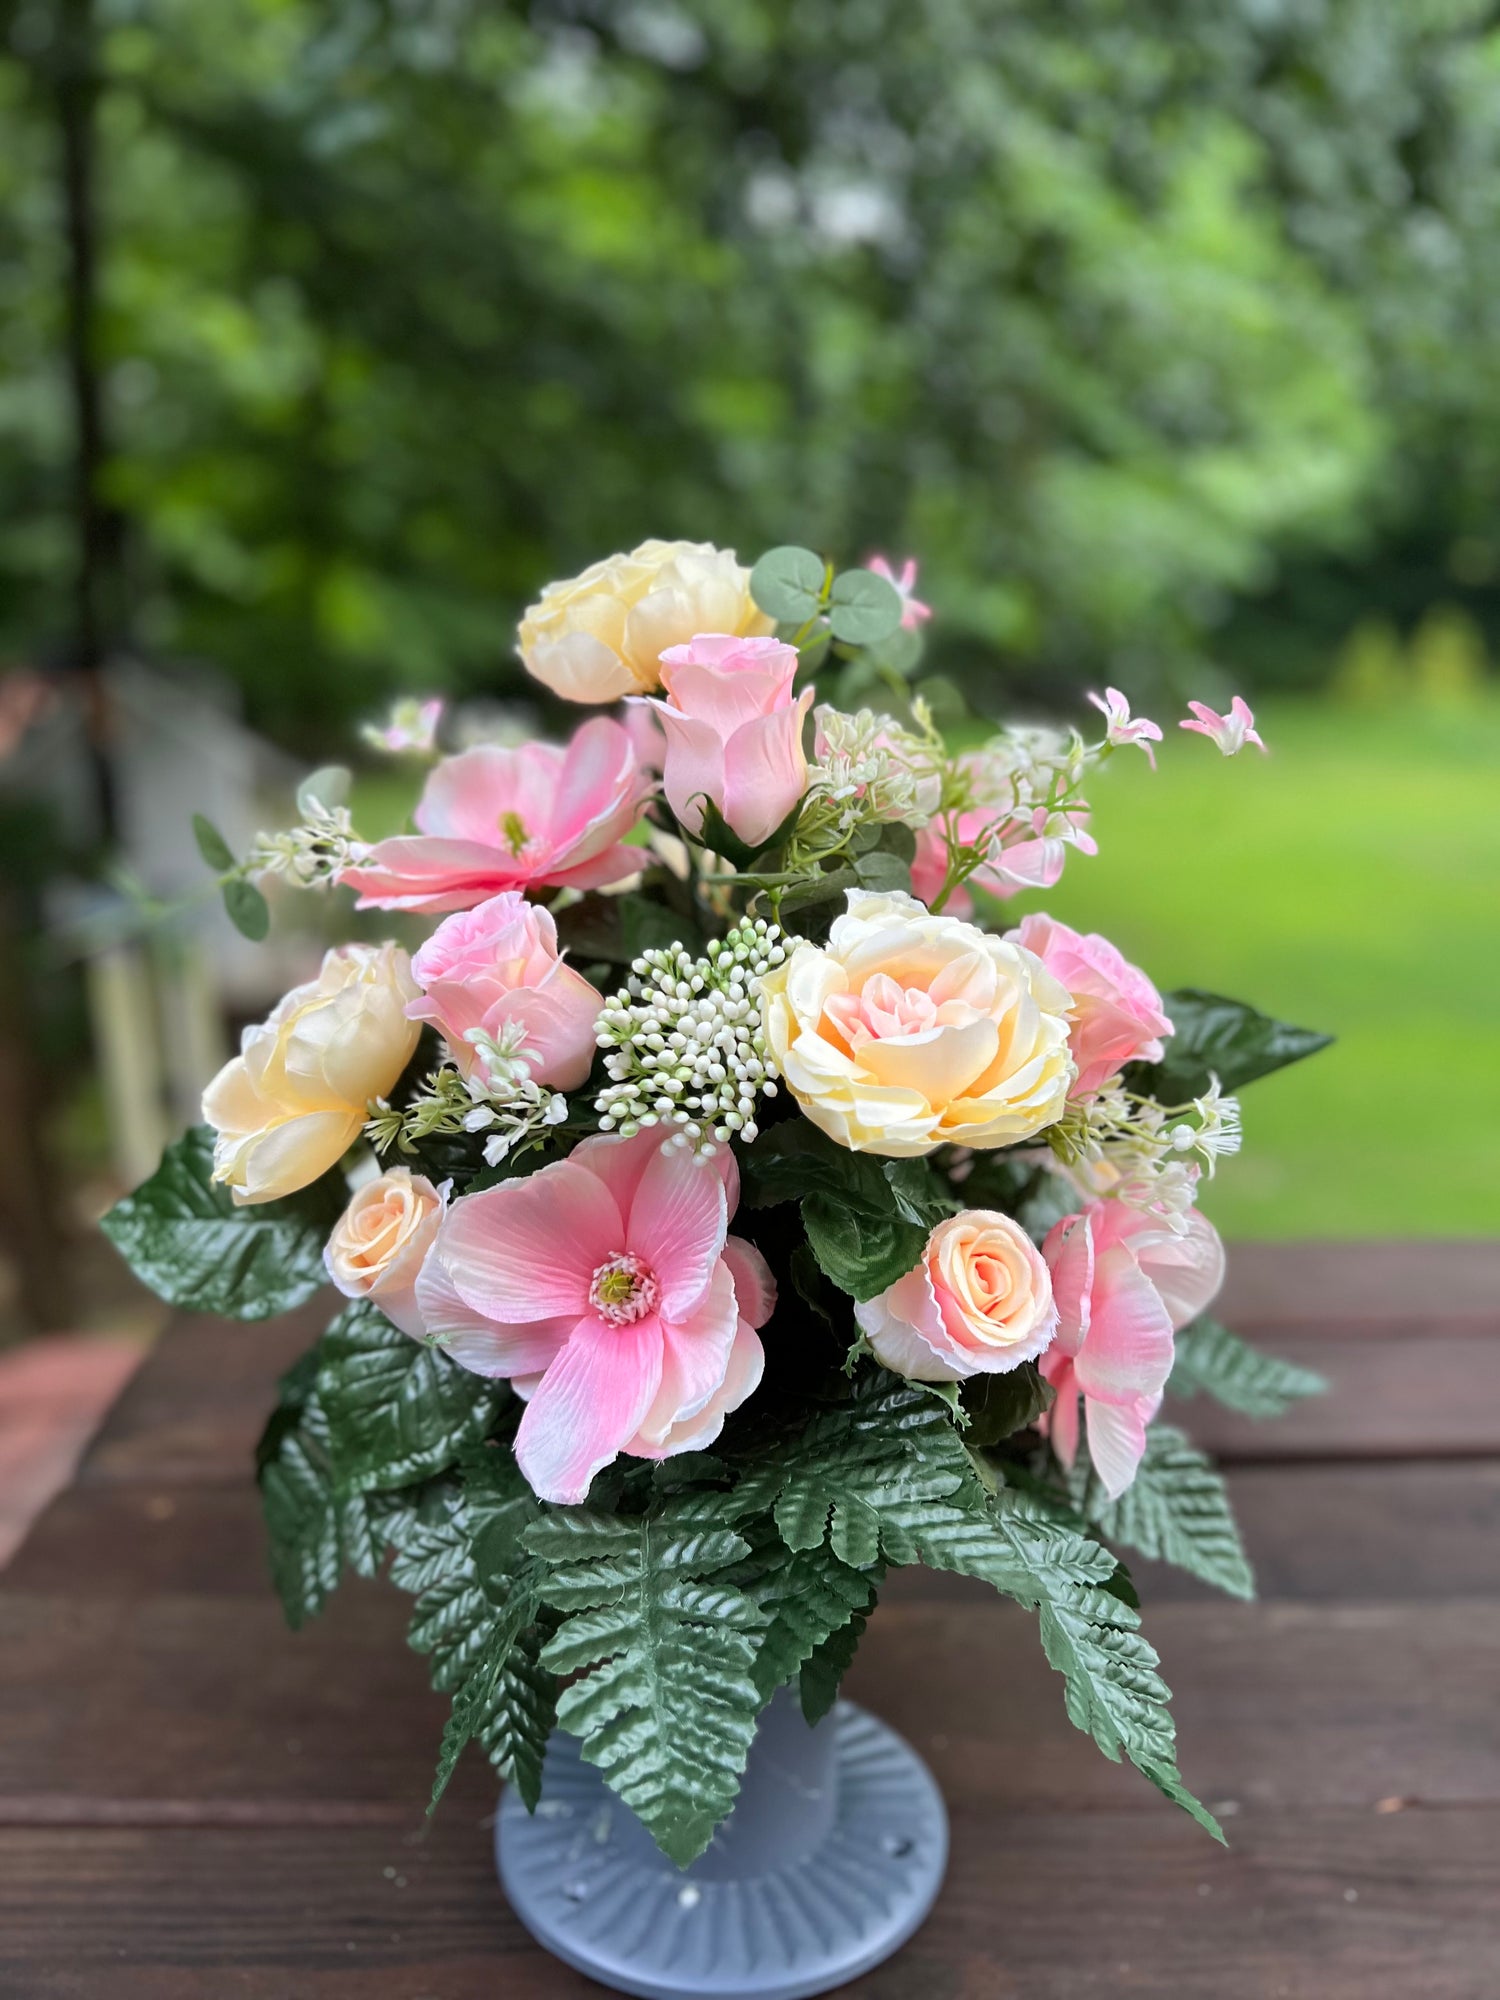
<box><xmin>407</xmin><ymin>891</ymin><xmax>602</xmax><ymax>1091</ymax></box>
<box><xmin>340</xmin><ymin>717</ymin><xmax>646</xmax><ymax>914</ymax></box>
<box><xmin>856</xmin><ymin>1210</ymin><xmax>1057</xmax><ymax>1382</ymax></box>
<box><xmin>646</xmin><ymin>634</ymin><xmax>813</xmax><ymax>850</ymax></box>
<box><xmin>1007</xmin><ymin>913</ymin><xmax>1173</xmax><ymax>1097</ymax></box>
<box><xmin>1040</xmin><ymin>1202</ymin><xmax>1224</xmax><ymax>1497</ymax></box>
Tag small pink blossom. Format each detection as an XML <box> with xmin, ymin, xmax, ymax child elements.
<box><xmin>865</xmin><ymin>556</ymin><xmax>932</xmax><ymax>631</ymax></box>
<box><xmin>647</xmin><ymin>634</ymin><xmax>813</xmax><ymax>851</ymax></box>
<box><xmin>1179</xmin><ymin>697</ymin><xmax>1266</xmax><ymax>756</ymax></box>
<box><xmin>1040</xmin><ymin>1202</ymin><xmax>1225</xmax><ymax>1497</ymax></box>
<box><xmin>910</xmin><ymin>800</ymin><xmax>1097</xmax><ymax>916</ymax></box>
<box><xmin>407</xmin><ymin>891</ymin><xmax>602</xmax><ymax>1091</ymax></box>
<box><xmin>340</xmin><ymin>717</ymin><xmax>646</xmax><ymax>913</ymax></box>
<box><xmin>415</xmin><ymin>1129</ymin><xmax>773</xmax><ymax>1503</ymax></box>
<box><xmin>361</xmin><ymin>697</ymin><xmax>444</xmax><ymax>756</ymax></box>
<box><xmin>1007</xmin><ymin>913</ymin><xmax>1173</xmax><ymax>1098</ymax></box>
<box><xmin>1088</xmin><ymin>688</ymin><xmax>1162</xmax><ymax>768</ymax></box>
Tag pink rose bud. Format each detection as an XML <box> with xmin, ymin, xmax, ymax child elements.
<box><xmin>647</xmin><ymin>634</ymin><xmax>813</xmax><ymax>851</ymax></box>
<box><xmin>407</xmin><ymin>891</ymin><xmax>602</xmax><ymax>1091</ymax></box>
<box><xmin>1007</xmin><ymin>913</ymin><xmax>1174</xmax><ymax>1098</ymax></box>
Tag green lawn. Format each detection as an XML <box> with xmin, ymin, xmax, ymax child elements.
<box><xmin>1034</xmin><ymin>694</ymin><xmax>1499</xmax><ymax>1238</ymax></box>
<box><xmin>354</xmin><ymin>694</ymin><xmax>1499</xmax><ymax>1239</ymax></box>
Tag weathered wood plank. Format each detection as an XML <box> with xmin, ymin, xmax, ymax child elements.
<box><xmin>11</xmin><ymin>1460</ymin><xmax>1500</xmax><ymax>1604</ymax></box>
<box><xmin>2</xmin><ymin>1589</ymin><xmax>1497</xmax><ymax>1819</ymax></box>
<box><xmin>0</xmin><ymin>1804</ymin><xmax>1494</xmax><ymax>2000</ymax></box>
<box><xmin>1216</xmin><ymin>1241</ymin><xmax>1500</xmax><ymax>1332</ymax></box>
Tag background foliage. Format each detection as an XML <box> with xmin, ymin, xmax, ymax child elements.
<box><xmin>6</xmin><ymin>0</ymin><xmax>1500</xmax><ymax>738</ymax></box>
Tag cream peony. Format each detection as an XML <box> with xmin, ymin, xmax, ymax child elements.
<box><xmin>325</xmin><ymin>1167</ymin><xmax>444</xmax><ymax>1338</ymax></box>
<box><xmin>202</xmin><ymin>944</ymin><xmax>420</xmax><ymax>1203</ymax></box>
<box><xmin>759</xmin><ymin>890</ymin><xmax>1074</xmax><ymax>1157</ymax></box>
<box><xmin>518</xmin><ymin>540</ymin><xmax>774</xmax><ymax>704</ymax></box>
<box><xmin>857</xmin><ymin>1210</ymin><xmax>1057</xmax><ymax>1381</ymax></box>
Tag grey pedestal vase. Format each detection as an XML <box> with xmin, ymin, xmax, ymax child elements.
<box><xmin>496</xmin><ymin>1692</ymin><xmax>948</xmax><ymax>1999</ymax></box>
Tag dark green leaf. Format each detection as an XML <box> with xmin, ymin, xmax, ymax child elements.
<box><xmin>962</xmin><ymin>1363</ymin><xmax>1054</xmax><ymax>1446</ymax></box>
<box><xmin>827</xmin><ymin>568</ymin><xmax>904</xmax><ymax>645</ymax></box>
<box><xmin>527</xmin><ymin>1496</ymin><xmax>766</xmax><ymax>1865</ymax></box>
<box><xmin>803</xmin><ymin>1192</ymin><xmax>926</xmax><ymax>1301</ymax></box>
<box><xmin>1169</xmin><ymin>1315</ymin><xmax>1326</xmax><ymax>1417</ymax></box>
<box><xmin>222</xmin><ymin>876</ymin><xmax>270</xmax><ymax>941</ymax></box>
<box><xmin>750</xmin><ymin>545</ymin><xmax>826</xmax><ymax>623</ymax></box>
<box><xmin>799</xmin><ymin>1604</ymin><xmax>871</xmax><ymax>1724</ymax></box>
<box><xmin>316</xmin><ymin>1302</ymin><xmax>504</xmax><ymax>1495</ymax></box>
<box><xmin>736</xmin><ymin>1532</ymin><xmax>881</xmax><ymax>1704</ymax></box>
<box><xmin>852</xmin><ymin>849</ymin><xmax>912</xmax><ymax>894</ymax></box>
<box><xmin>881</xmin><ymin>1158</ymin><xmax>957</xmax><ymax>1229</ymax></box>
<box><xmin>1135</xmin><ymin>989</ymin><xmax>1333</xmax><ymax>1100</ymax></box>
<box><xmin>257</xmin><ymin>1385</ymin><xmax>379</xmax><ymax>1628</ymax></box>
<box><xmin>192</xmin><ymin>813</ymin><xmax>235</xmax><ymax>872</ymax></box>
<box><xmin>100</xmin><ymin>1125</ymin><xmax>344</xmax><ymax>1320</ymax></box>
<box><xmin>1090</xmin><ymin>1426</ymin><xmax>1255</xmax><ymax>1600</ymax></box>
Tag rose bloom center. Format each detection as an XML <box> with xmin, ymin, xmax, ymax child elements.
<box><xmin>589</xmin><ymin>1252</ymin><xmax>660</xmax><ymax>1325</ymax></box>
<box><xmin>824</xmin><ymin>970</ymin><xmax>984</xmax><ymax>1050</ymax></box>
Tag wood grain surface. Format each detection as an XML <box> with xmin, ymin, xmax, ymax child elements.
<box><xmin>3</xmin><ymin>1242</ymin><xmax>1498</xmax><ymax>1998</ymax></box>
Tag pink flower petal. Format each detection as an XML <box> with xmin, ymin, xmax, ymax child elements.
<box><xmin>631</xmin><ymin>1257</ymin><xmax>740</xmax><ymax>1447</ymax></box>
<box><xmin>1083</xmin><ymin>1396</ymin><xmax>1151</xmax><ymax>1500</ymax></box>
<box><xmin>626</xmin><ymin>1141</ymin><xmax>729</xmax><ymax>1321</ymax></box>
<box><xmin>1071</xmin><ymin>1242</ymin><xmax>1175</xmax><ymax>1405</ymax></box>
<box><xmin>514</xmin><ymin>1313</ymin><xmax>664</xmax><ymax>1504</ymax></box>
<box><xmin>721</xmin><ymin>1235</ymin><xmax>776</xmax><ymax>1330</ymax></box>
<box><xmin>438</xmin><ymin>1161</ymin><xmax>624</xmax><ymax>1322</ymax></box>
<box><xmin>412</xmin><ymin>1251</ymin><xmax>572</xmax><ymax>1378</ymax></box>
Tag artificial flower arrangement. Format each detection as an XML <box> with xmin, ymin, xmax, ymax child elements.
<box><xmin>103</xmin><ymin>538</ymin><xmax>1330</xmax><ymax>1865</ymax></box>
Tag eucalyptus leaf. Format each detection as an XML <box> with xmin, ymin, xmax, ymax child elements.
<box><xmin>192</xmin><ymin>813</ymin><xmax>235</xmax><ymax>872</ymax></box>
<box><xmin>827</xmin><ymin>567</ymin><xmax>904</xmax><ymax>645</ymax></box>
<box><xmin>749</xmin><ymin>544</ymin><xmax>826</xmax><ymax>623</ymax></box>
<box><xmin>297</xmin><ymin>763</ymin><xmax>351</xmax><ymax>814</ymax></box>
<box><xmin>222</xmin><ymin>876</ymin><xmax>270</xmax><ymax>941</ymax></box>
<box><xmin>101</xmin><ymin>1125</ymin><xmax>344</xmax><ymax>1319</ymax></box>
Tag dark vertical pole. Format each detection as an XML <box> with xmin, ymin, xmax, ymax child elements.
<box><xmin>56</xmin><ymin>0</ymin><xmax>119</xmax><ymax>838</ymax></box>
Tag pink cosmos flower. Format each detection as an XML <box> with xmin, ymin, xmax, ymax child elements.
<box><xmin>339</xmin><ymin>718</ymin><xmax>646</xmax><ymax>913</ymax></box>
<box><xmin>1180</xmin><ymin>697</ymin><xmax>1266</xmax><ymax>756</ymax></box>
<box><xmin>1088</xmin><ymin>688</ymin><xmax>1162</xmax><ymax>768</ymax></box>
<box><xmin>865</xmin><ymin>556</ymin><xmax>932</xmax><ymax>630</ymax></box>
<box><xmin>910</xmin><ymin>800</ymin><xmax>1097</xmax><ymax>917</ymax></box>
<box><xmin>1040</xmin><ymin>1203</ymin><xmax>1225</xmax><ymax>1497</ymax></box>
<box><xmin>414</xmin><ymin>1129</ymin><xmax>774</xmax><ymax>1503</ymax></box>
<box><xmin>647</xmin><ymin>634</ymin><xmax>814</xmax><ymax>851</ymax></box>
<box><xmin>1007</xmin><ymin>913</ymin><xmax>1173</xmax><ymax>1098</ymax></box>
<box><xmin>407</xmin><ymin>891</ymin><xmax>602</xmax><ymax>1091</ymax></box>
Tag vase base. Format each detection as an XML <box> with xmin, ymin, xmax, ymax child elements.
<box><xmin>495</xmin><ymin>1701</ymin><xmax>948</xmax><ymax>2000</ymax></box>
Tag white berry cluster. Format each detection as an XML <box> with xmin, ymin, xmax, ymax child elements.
<box><xmin>594</xmin><ymin>920</ymin><xmax>790</xmax><ymax>1153</ymax></box>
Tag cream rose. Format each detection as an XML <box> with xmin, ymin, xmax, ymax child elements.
<box><xmin>202</xmin><ymin>943</ymin><xmax>420</xmax><ymax>1203</ymax></box>
<box><xmin>759</xmin><ymin>890</ymin><xmax>1075</xmax><ymax>1157</ymax></box>
<box><xmin>518</xmin><ymin>540</ymin><xmax>774</xmax><ymax>704</ymax></box>
<box><xmin>857</xmin><ymin>1211</ymin><xmax>1057</xmax><ymax>1381</ymax></box>
<box><xmin>325</xmin><ymin>1167</ymin><xmax>444</xmax><ymax>1337</ymax></box>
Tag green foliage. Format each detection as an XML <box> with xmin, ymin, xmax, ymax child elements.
<box><xmin>1090</xmin><ymin>1427</ymin><xmax>1255</xmax><ymax>1601</ymax></box>
<box><xmin>257</xmin><ymin>1382</ymin><xmax>384</xmax><ymax>1629</ymax></box>
<box><xmin>750</xmin><ymin>545</ymin><xmax>827</xmax><ymax>624</ymax></box>
<box><xmin>1134</xmin><ymin>989</ymin><xmax>1333</xmax><ymax>1101</ymax></box>
<box><xmin>100</xmin><ymin>1125</ymin><xmax>344</xmax><ymax>1320</ymax></box>
<box><xmin>1170</xmin><ymin>1317</ymin><xmax>1327</xmax><ymax>1419</ymax></box>
<box><xmin>741</xmin><ymin>1123</ymin><xmax>950</xmax><ymax>1301</ymax></box>
<box><xmin>827</xmin><ymin>567</ymin><xmax>904</xmax><ymax>645</ymax></box>
<box><xmin>191</xmin><ymin>813</ymin><xmax>235</xmax><ymax>871</ymax></box>
<box><xmin>526</xmin><ymin>1499</ymin><xmax>767</xmax><ymax>1865</ymax></box>
<box><xmin>733</xmin><ymin>1528</ymin><xmax>882</xmax><ymax>1706</ymax></box>
<box><xmin>962</xmin><ymin>1364</ymin><xmax>1054</xmax><ymax>1446</ymax></box>
<box><xmin>222</xmin><ymin>877</ymin><xmax>270</xmax><ymax>941</ymax></box>
<box><xmin>315</xmin><ymin>1303</ymin><xmax>505</xmax><ymax>1495</ymax></box>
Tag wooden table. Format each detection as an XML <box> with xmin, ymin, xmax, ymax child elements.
<box><xmin>3</xmin><ymin>1243</ymin><xmax>1498</xmax><ymax>1997</ymax></box>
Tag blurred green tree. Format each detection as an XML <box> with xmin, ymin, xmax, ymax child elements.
<box><xmin>2</xmin><ymin>0</ymin><xmax>1498</xmax><ymax>741</ymax></box>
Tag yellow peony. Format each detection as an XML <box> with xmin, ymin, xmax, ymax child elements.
<box><xmin>202</xmin><ymin>943</ymin><xmax>420</xmax><ymax>1203</ymax></box>
<box><xmin>517</xmin><ymin>539</ymin><xmax>774</xmax><ymax>704</ymax></box>
<box><xmin>759</xmin><ymin>890</ymin><xmax>1074</xmax><ymax>1158</ymax></box>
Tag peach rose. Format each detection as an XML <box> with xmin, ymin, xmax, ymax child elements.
<box><xmin>856</xmin><ymin>1210</ymin><xmax>1057</xmax><ymax>1381</ymax></box>
<box><xmin>201</xmin><ymin>944</ymin><xmax>419</xmax><ymax>1203</ymax></box>
<box><xmin>518</xmin><ymin>540</ymin><xmax>774</xmax><ymax>703</ymax></box>
<box><xmin>759</xmin><ymin>889</ymin><xmax>1074</xmax><ymax>1157</ymax></box>
<box><xmin>325</xmin><ymin>1167</ymin><xmax>444</xmax><ymax>1337</ymax></box>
